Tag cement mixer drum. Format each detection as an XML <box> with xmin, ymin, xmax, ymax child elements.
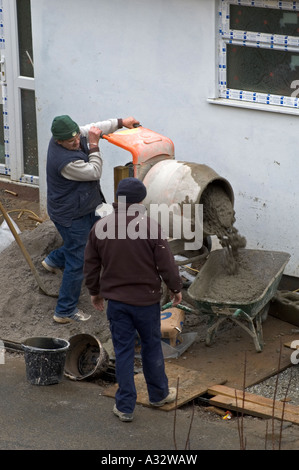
<box><xmin>142</xmin><ymin>159</ymin><xmax>235</xmax><ymax>240</ymax></box>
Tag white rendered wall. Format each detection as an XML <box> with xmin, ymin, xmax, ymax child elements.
<box><xmin>31</xmin><ymin>0</ymin><xmax>299</xmax><ymax>276</ymax></box>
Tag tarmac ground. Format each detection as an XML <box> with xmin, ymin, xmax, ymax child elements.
<box><xmin>1</xmin><ymin>355</ymin><xmax>298</xmax><ymax>457</ymax></box>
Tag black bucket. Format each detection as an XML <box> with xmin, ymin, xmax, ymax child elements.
<box><xmin>22</xmin><ymin>337</ymin><xmax>70</xmax><ymax>386</ymax></box>
<box><xmin>64</xmin><ymin>334</ymin><xmax>109</xmax><ymax>381</ymax></box>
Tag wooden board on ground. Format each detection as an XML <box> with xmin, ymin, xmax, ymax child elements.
<box><xmin>208</xmin><ymin>385</ymin><xmax>299</xmax><ymax>425</ymax></box>
<box><xmin>103</xmin><ymin>362</ymin><xmax>226</xmax><ymax>411</ymax></box>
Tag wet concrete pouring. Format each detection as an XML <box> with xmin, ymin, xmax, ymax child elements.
<box><xmin>1</xmin><ymin>181</ymin><xmax>299</xmax><ymax>451</ymax></box>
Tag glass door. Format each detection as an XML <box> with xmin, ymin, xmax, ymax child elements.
<box><xmin>0</xmin><ymin>2</ymin><xmax>6</xmax><ymax>173</ymax></box>
<box><xmin>0</xmin><ymin>86</ymin><xmax>5</xmax><ymax>168</ymax></box>
<box><xmin>1</xmin><ymin>0</ymin><xmax>38</xmax><ymax>184</ymax></box>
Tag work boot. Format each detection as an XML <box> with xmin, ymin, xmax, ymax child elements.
<box><xmin>149</xmin><ymin>387</ymin><xmax>177</xmax><ymax>407</ymax></box>
<box><xmin>53</xmin><ymin>309</ymin><xmax>91</xmax><ymax>324</ymax></box>
<box><xmin>113</xmin><ymin>404</ymin><xmax>133</xmax><ymax>422</ymax></box>
<box><xmin>42</xmin><ymin>258</ymin><xmax>60</xmax><ymax>274</ymax></box>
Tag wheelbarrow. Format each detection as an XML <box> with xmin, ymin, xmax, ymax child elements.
<box><xmin>187</xmin><ymin>249</ymin><xmax>290</xmax><ymax>352</ymax></box>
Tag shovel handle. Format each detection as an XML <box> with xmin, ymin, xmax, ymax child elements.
<box><xmin>0</xmin><ymin>201</ymin><xmax>38</xmax><ymax>270</ymax></box>
<box><xmin>0</xmin><ymin>201</ymin><xmax>57</xmax><ymax>297</ymax></box>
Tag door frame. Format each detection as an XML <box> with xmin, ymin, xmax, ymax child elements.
<box><xmin>1</xmin><ymin>0</ymin><xmax>38</xmax><ymax>185</ymax></box>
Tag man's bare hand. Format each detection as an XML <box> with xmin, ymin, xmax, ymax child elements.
<box><xmin>170</xmin><ymin>292</ymin><xmax>182</xmax><ymax>307</ymax></box>
<box><xmin>88</xmin><ymin>126</ymin><xmax>102</xmax><ymax>145</ymax></box>
<box><xmin>91</xmin><ymin>294</ymin><xmax>105</xmax><ymax>311</ymax></box>
<box><xmin>122</xmin><ymin>117</ymin><xmax>140</xmax><ymax>129</ymax></box>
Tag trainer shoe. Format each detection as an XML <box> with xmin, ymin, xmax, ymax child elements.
<box><xmin>113</xmin><ymin>404</ymin><xmax>133</xmax><ymax>422</ymax></box>
<box><xmin>42</xmin><ymin>259</ymin><xmax>60</xmax><ymax>274</ymax></box>
<box><xmin>53</xmin><ymin>309</ymin><xmax>91</xmax><ymax>324</ymax></box>
<box><xmin>149</xmin><ymin>387</ymin><xmax>177</xmax><ymax>407</ymax></box>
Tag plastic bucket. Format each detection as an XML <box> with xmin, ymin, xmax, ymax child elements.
<box><xmin>64</xmin><ymin>334</ymin><xmax>109</xmax><ymax>381</ymax></box>
<box><xmin>22</xmin><ymin>337</ymin><xmax>70</xmax><ymax>386</ymax></box>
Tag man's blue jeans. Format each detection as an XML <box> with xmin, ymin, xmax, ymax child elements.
<box><xmin>47</xmin><ymin>212</ymin><xmax>100</xmax><ymax>318</ymax></box>
<box><xmin>107</xmin><ymin>300</ymin><xmax>169</xmax><ymax>414</ymax></box>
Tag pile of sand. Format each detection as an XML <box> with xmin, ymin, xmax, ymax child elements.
<box><xmin>0</xmin><ymin>220</ymin><xmax>111</xmax><ymax>345</ymax></box>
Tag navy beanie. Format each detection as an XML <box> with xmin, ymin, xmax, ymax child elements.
<box><xmin>116</xmin><ymin>177</ymin><xmax>147</xmax><ymax>203</ymax></box>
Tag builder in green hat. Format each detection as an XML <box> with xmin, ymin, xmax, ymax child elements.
<box><xmin>43</xmin><ymin>114</ymin><xmax>139</xmax><ymax>323</ymax></box>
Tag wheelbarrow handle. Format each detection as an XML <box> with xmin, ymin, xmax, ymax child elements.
<box><xmin>161</xmin><ymin>302</ymin><xmax>195</xmax><ymax>313</ymax></box>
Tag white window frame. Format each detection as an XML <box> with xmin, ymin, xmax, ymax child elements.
<box><xmin>208</xmin><ymin>0</ymin><xmax>299</xmax><ymax>115</ymax></box>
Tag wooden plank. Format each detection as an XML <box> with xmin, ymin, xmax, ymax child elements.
<box><xmin>208</xmin><ymin>384</ymin><xmax>299</xmax><ymax>417</ymax></box>
<box><xmin>210</xmin><ymin>394</ymin><xmax>299</xmax><ymax>424</ymax></box>
<box><xmin>103</xmin><ymin>362</ymin><xmax>226</xmax><ymax>411</ymax></box>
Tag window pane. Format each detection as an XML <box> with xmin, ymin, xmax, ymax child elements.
<box><xmin>230</xmin><ymin>5</ymin><xmax>299</xmax><ymax>37</ymax></box>
<box><xmin>227</xmin><ymin>44</ymin><xmax>299</xmax><ymax>96</ymax></box>
<box><xmin>21</xmin><ymin>89</ymin><xmax>38</xmax><ymax>176</ymax></box>
<box><xmin>17</xmin><ymin>0</ymin><xmax>34</xmax><ymax>77</ymax></box>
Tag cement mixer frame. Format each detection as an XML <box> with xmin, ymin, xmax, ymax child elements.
<box><xmin>103</xmin><ymin>125</ymin><xmax>232</xmax><ymax>262</ymax></box>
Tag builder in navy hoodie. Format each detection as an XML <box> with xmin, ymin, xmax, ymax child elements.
<box><xmin>43</xmin><ymin>114</ymin><xmax>139</xmax><ymax>323</ymax></box>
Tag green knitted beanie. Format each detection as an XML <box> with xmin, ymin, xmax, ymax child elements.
<box><xmin>51</xmin><ymin>115</ymin><xmax>80</xmax><ymax>141</ymax></box>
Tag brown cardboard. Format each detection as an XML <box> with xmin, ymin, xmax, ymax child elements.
<box><xmin>161</xmin><ymin>307</ymin><xmax>185</xmax><ymax>347</ymax></box>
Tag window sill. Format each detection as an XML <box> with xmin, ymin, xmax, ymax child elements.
<box><xmin>207</xmin><ymin>98</ymin><xmax>299</xmax><ymax>116</ymax></box>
